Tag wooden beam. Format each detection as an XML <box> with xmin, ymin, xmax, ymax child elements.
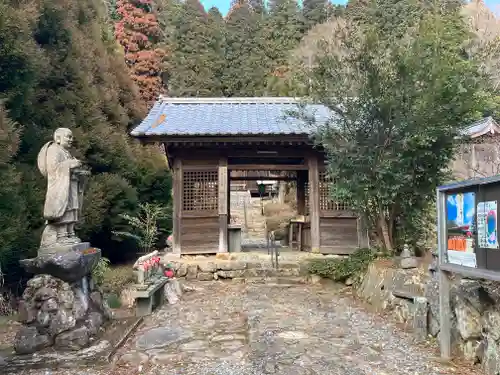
<box><xmin>168</xmin><ymin>145</ymin><xmax>323</xmax><ymax>161</ymax></box>
<box><xmin>230</xmin><ymin>176</ymin><xmax>296</xmax><ymax>181</ymax></box>
<box><xmin>136</xmin><ymin>134</ymin><xmax>314</xmax><ymax>146</ymax></box>
<box><xmin>308</xmin><ymin>155</ymin><xmax>321</xmax><ymax>253</ymax></box>
<box><xmin>218</xmin><ymin>158</ymin><xmax>229</xmax><ymax>253</ymax></box>
<box><xmin>229</xmin><ymin>164</ymin><xmax>307</xmax><ymax>171</ymax></box>
<box><xmin>172</xmin><ymin>158</ymin><xmax>182</xmax><ymax>255</ymax></box>
<box><xmin>163</xmin><ymin>143</ymin><xmax>172</xmax><ymax>170</ymax></box>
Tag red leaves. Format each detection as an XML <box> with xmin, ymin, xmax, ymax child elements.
<box><xmin>114</xmin><ymin>0</ymin><xmax>164</xmax><ymax>107</ymax></box>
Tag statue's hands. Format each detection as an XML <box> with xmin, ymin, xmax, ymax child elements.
<box><xmin>70</xmin><ymin>159</ymin><xmax>82</xmax><ymax>169</ymax></box>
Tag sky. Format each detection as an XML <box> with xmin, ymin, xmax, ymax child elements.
<box><xmin>199</xmin><ymin>0</ymin><xmax>499</xmax><ymax>17</ymax></box>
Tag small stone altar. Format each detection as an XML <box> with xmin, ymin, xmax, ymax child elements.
<box><xmin>13</xmin><ymin>128</ymin><xmax>111</xmax><ymax>355</ymax></box>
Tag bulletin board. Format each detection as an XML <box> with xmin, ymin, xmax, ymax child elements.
<box><xmin>437</xmin><ymin>175</ymin><xmax>500</xmax><ymax>360</ymax></box>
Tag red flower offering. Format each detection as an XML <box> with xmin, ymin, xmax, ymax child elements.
<box><xmin>164</xmin><ymin>269</ymin><xmax>174</xmax><ymax>278</ymax></box>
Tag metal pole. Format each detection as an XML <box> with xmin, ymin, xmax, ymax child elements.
<box><xmin>437</xmin><ymin>188</ymin><xmax>451</xmax><ymax>359</ymax></box>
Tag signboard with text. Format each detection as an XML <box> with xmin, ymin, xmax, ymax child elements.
<box><xmin>440</xmin><ymin>176</ymin><xmax>500</xmax><ymax>271</ymax></box>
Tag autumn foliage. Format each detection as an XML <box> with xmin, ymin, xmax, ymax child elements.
<box><xmin>115</xmin><ymin>0</ymin><xmax>164</xmax><ymax>106</ymax></box>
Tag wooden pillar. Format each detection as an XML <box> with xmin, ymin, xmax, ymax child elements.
<box><xmin>308</xmin><ymin>155</ymin><xmax>320</xmax><ymax>253</ymax></box>
<box><xmin>172</xmin><ymin>158</ymin><xmax>182</xmax><ymax>255</ymax></box>
<box><xmin>296</xmin><ymin>170</ymin><xmax>307</xmax><ymax>215</ymax></box>
<box><xmin>218</xmin><ymin>158</ymin><xmax>228</xmax><ymax>253</ymax></box>
<box><xmin>227</xmin><ymin>169</ymin><xmax>231</xmax><ymax>224</ymax></box>
<box><xmin>357</xmin><ymin>216</ymin><xmax>370</xmax><ymax>248</ymax></box>
<box><xmin>437</xmin><ymin>188</ymin><xmax>451</xmax><ymax>359</ymax></box>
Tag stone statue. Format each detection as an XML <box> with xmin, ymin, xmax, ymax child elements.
<box><xmin>37</xmin><ymin>128</ymin><xmax>89</xmax><ymax>252</ymax></box>
<box><xmin>14</xmin><ymin>129</ymin><xmax>110</xmax><ymax>357</ymax></box>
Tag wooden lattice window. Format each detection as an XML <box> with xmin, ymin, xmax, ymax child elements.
<box><xmin>305</xmin><ymin>172</ymin><xmax>350</xmax><ymax>212</ymax></box>
<box><xmin>183</xmin><ymin>170</ymin><xmax>218</xmax><ymax>212</ymax></box>
<box><xmin>320</xmin><ymin>171</ymin><xmax>349</xmax><ymax>211</ymax></box>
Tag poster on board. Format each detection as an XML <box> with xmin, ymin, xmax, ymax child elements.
<box><xmin>446</xmin><ymin>192</ymin><xmax>477</xmax><ymax>268</ymax></box>
<box><xmin>477</xmin><ymin>200</ymin><xmax>499</xmax><ymax>249</ymax></box>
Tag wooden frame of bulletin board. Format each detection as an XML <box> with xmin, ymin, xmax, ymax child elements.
<box><xmin>437</xmin><ymin>175</ymin><xmax>500</xmax><ymax>359</ymax></box>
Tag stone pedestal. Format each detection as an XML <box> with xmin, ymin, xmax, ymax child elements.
<box><xmin>14</xmin><ymin>274</ymin><xmax>111</xmax><ymax>354</ymax></box>
<box><xmin>15</xmin><ymin>243</ymin><xmax>110</xmax><ymax>354</ymax></box>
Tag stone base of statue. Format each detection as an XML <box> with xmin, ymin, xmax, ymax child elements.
<box><xmin>20</xmin><ymin>242</ymin><xmax>101</xmax><ymax>283</ymax></box>
<box><xmin>15</xmin><ymin>243</ymin><xmax>111</xmax><ymax>355</ymax></box>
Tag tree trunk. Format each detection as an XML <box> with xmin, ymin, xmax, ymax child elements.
<box><xmin>378</xmin><ymin>213</ymin><xmax>393</xmax><ymax>252</ymax></box>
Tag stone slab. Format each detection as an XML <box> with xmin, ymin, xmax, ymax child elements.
<box><xmin>136</xmin><ymin>327</ymin><xmax>193</xmax><ymax>351</ymax></box>
<box><xmin>131</xmin><ymin>277</ymin><xmax>168</xmax><ymax>298</ymax></box>
<box><xmin>0</xmin><ymin>340</ymin><xmax>111</xmax><ymax>370</ymax></box>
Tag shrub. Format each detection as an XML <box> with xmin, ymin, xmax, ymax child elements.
<box><xmin>101</xmin><ymin>264</ymin><xmax>136</xmax><ymax>294</ymax></box>
<box><xmin>113</xmin><ymin>202</ymin><xmax>171</xmax><ymax>253</ymax></box>
<box><xmin>106</xmin><ymin>293</ymin><xmax>122</xmax><ymax>309</ymax></box>
<box><xmin>92</xmin><ymin>257</ymin><xmax>111</xmax><ymax>286</ymax></box>
<box><xmin>307</xmin><ymin>248</ymin><xmax>378</xmax><ymax>284</ymax></box>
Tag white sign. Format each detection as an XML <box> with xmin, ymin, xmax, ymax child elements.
<box><xmin>448</xmin><ymin>250</ymin><xmax>477</xmax><ymax>268</ymax></box>
<box><xmin>477</xmin><ymin>200</ymin><xmax>499</xmax><ymax>249</ymax></box>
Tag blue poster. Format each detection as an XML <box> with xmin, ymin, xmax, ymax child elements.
<box><xmin>447</xmin><ymin>192</ymin><xmax>476</xmax><ymax>233</ymax></box>
<box><xmin>446</xmin><ymin>192</ymin><xmax>476</xmax><ymax>264</ymax></box>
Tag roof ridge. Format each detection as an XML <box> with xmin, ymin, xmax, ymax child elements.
<box><xmin>463</xmin><ymin>116</ymin><xmax>492</xmax><ymax>129</ymax></box>
<box><xmin>157</xmin><ymin>96</ymin><xmax>302</xmax><ymax>104</ymax></box>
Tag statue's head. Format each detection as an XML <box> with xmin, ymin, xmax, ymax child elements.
<box><xmin>54</xmin><ymin>128</ymin><xmax>73</xmax><ymax>149</ymax></box>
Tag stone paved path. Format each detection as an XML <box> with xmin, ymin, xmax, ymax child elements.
<box><xmin>109</xmin><ymin>281</ymin><xmax>465</xmax><ymax>375</ymax></box>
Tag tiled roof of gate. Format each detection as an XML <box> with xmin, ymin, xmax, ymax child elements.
<box><xmin>130</xmin><ymin>97</ymin><xmax>332</xmax><ymax>137</ymax></box>
<box><xmin>130</xmin><ymin>96</ymin><xmax>496</xmax><ymax>139</ymax></box>
<box><xmin>461</xmin><ymin>116</ymin><xmax>500</xmax><ymax>137</ymax></box>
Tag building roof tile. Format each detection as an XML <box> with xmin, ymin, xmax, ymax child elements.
<box><xmin>461</xmin><ymin>116</ymin><xmax>500</xmax><ymax>138</ymax></box>
<box><xmin>130</xmin><ymin>96</ymin><xmax>496</xmax><ymax>140</ymax></box>
<box><xmin>130</xmin><ymin>97</ymin><xmax>331</xmax><ymax>137</ymax></box>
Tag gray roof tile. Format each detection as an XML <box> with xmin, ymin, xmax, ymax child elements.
<box><xmin>130</xmin><ymin>96</ymin><xmax>494</xmax><ymax>140</ymax></box>
<box><xmin>130</xmin><ymin>97</ymin><xmax>332</xmax><ymax>137</ymax></box>
<box><xmin>461</xmin><ymin>116</ymin><xmax>499</xmax><ymax>137</ymax></box>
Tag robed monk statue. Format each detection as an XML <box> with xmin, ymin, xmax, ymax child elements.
<box><xmin>37</xmin><ymin>128</ymin><xmax>90</xmax><ymax>253</ymax></box>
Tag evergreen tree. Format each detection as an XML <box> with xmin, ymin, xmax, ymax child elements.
<box><xmin>166</xmin><ymin>0</ymin><xmax>223</xmax><ymax>96</ymax></box>
<box><xmin>0</xmin><ymin>102</ymin><xmax>26</xmax><ymax>283</ymax></box>
<box><xmin>207</xmin><ymin>7</ymin><xmax>226</xmax><ymax>95</ymax></box>
<box><xmin>223</xmin><ymin>1</ymin><xmax>271</xmax><ymax>96</ymax></box>
<box><xmin>263</xmin><ymin>0</ymin><xmax>304</xmax><ymax>72</ymax></box>
<box><xmin>302</xmin><ymin>0</ymin><xmax>329</xmax><ymax>31</ymax></box>
<box><xmin>249</xmin><ymin>0</ymin><xmax>266</xmax><ymax>14</ymax></box>
<box><xmin>0</xmin><ymin>0</ymin><xmax>172</xmax><ymax>284</ymax></box>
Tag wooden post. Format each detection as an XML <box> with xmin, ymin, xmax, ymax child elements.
<box><xmin>357</xmin><ymin>216</ymin><xmax>370</xmax><ymax>248</ymax></box>
<box><xmin>227</xmin><ymin>170</ymin><xmax>231</xmax><ymax>224</ymax></box>
<box><xmin>218</xmin><ymin>158</ymin><xmax>229</xmax><ymax>253</ymax></box>
<box><xmin>308</xmin><ymin>155</ymin><xmax>321</xmax><ymax>253</ymax></box>
<box><xmin>296</xmin><ymin>170</ymin><xmax>306</xmax><ymax>215</ymax></box>
<box><xmin>437</xmin><ymin>188</ymin><xmax>451</xmax><ymax>359</ymax></box>
<box><xmin>172</xmin><ymin>158</ymin><xmax>182</xmax><ymax>255</ymax></box>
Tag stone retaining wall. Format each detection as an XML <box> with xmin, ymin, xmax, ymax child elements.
<box><xmin>356</xmin><ymin>260</ymin><xmax>500</xmax><ymax>374</ymax></box>
<box><xmin>164</xmin><ymin>259</ymin><xmax>308</xmax><ymax>282</ymax></box>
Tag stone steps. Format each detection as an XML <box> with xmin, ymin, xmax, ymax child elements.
<box><xmin>229</xmin><ymin>191</ymin><xmax>267</xmax><ymax>240</ymax></box>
